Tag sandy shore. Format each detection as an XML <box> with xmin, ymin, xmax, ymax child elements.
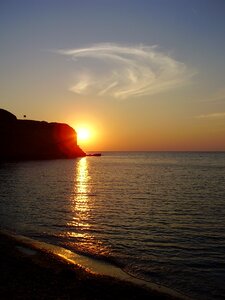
<box><xmin>0</xmin><ymin>232</ymin><xmax>185</xmax><ymax>300</ymax></box>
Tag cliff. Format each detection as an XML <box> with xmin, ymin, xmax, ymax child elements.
<box><xmin>0</xmin><ymin>109</ymin><xmax>86</xmax><ymax>160</ymax></box>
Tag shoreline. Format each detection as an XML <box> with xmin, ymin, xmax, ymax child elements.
<box><xmin>0</xmin><ymin>230</ymin><xmax>191</xmax><ymax>300</ymax></box>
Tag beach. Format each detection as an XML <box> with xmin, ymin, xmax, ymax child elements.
<box><xmin>0</xmin><ymin>232</ymin><xmax>183</xmax><ymax>300</ymax></box>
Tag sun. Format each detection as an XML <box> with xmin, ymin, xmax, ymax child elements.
<box><xmin>72</xmin><ymin>123</ymin><xmax>97</xmax><ymax>149</ymax></box>
<box><xmin>76</xmin><ymin>127</ymin><xmax>90</xmax><ymax>142</ymax></box>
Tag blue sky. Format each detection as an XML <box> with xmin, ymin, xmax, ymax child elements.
<box><xmin>1</xmin><ymin>0</ymin><xmax>225</xmax><ymax>150</ymax></box>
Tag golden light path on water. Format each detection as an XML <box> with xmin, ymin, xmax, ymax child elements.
<box><xmin>72</xmin><ymin>158</ymin><xmax>90</xmax><ymax>229</ymax></box>
<box><xmin>65</xmin><ymin>158</ymin><xmax>108</xmax><ymax>256</ymax></box>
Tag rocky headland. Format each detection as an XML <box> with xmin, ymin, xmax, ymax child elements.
<box><xmin>0</xmin><ymin>109</ymin><xmax>86</xmax><ymax>160</ymax></box>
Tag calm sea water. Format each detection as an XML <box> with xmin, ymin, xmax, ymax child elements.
<box><xmin>0</xmin><ymin>152</ymin><xmax>225</xmax><ymax>299</ymax></box>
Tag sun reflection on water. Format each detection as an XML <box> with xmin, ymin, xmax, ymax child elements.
<box><xmin>69</xmin><ymin>157</ymin><xmax>91</xmax><ymax>229</ymax></box>
<box><xmin>65</xmin><ymin>158</ymin><xmax>110</xmax><ymax>256</ymax></box>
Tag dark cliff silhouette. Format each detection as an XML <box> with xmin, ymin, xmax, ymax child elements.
<box><xmin>0</xmin><ymin>109</ymin><xmax>86</xmax><ymax>160</ymax></box>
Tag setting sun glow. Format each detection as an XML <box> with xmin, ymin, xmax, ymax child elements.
<box><xmin>77</xmin><ymin>128</ymin><xmax>90</xmax><ymax>142</ymax></box>
<box><xmin>72</xmin><ymin>122</ymin><xmax>101</xmax><ymax>151</ymax></box>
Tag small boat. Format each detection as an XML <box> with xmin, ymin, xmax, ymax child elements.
<box><xmin>86</xmin><ymin>153</ymin><xmax>101</xmax><ymax>157</ymax></box>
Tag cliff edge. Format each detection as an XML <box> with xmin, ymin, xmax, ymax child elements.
<box><xmin>0</xmin><ymin>109</ymin><xmax>86</xmax><ymax>160</ymax></box>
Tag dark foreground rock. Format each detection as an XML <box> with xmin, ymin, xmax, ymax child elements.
<box><xmin>0</xmin><ymin>109</ymin><xmax>86</xmax><ymax>160</ymax></box>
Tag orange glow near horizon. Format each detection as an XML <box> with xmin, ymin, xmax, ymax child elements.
<box><xmin>77</xmin><ymin>127</ymin><xmax>90</xmax><ymax>142</ymax></box>
<box><xmin>72</xmin><ymin>123</ymin><xmax>98</xmax><ymax>150</ymax></box>
<box><xmin>69</xmin><ymin>116</ymin><xmax>225</xmax><ymax>152</ymax></box>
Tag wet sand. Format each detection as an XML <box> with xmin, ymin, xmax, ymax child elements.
<box><xmin>0</xmin><ymin>232</ymin><xmax>185</xmax><ymax>300</ymax></box>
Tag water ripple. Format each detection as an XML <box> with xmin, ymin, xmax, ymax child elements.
<box><xmin>0</xmin><ymin>152</ymin><xmax>225</xmax><ymax>300</ymax></box>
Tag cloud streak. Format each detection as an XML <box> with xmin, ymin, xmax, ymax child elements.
<box><xmin>58</xmin><ymin>43</ymin><xmax>194</xmax><ymax>99</ymax></box>
<box><xmin>201</xmin><ymin>87</ymin><xmax>225</xmax><ymax>103</ymax></box>
<box><xmin>196</xmin><ymin>112</ymin><xmax>225</xmax><ymax>119</ymax></box>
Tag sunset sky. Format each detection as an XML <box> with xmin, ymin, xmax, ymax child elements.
<box><xmin>1</xmin><ymin>0</ymin><xmax>225</xmax><ymax>151</ymax></box>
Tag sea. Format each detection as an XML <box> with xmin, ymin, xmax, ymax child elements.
<box><xmin>0</xmin><ymin>152</ymin><xmax>225</xmax><ymax>300</ymax></box>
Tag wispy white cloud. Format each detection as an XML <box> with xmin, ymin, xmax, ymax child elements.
<box><xmin>57</xmin><ymin>43</ymin><xmax>194</xmax><ymax>99</ymax></box>
<box><xmin>196</xmin><ymin>112</ymin><xmax>225</xmax><ymax>119</ymax></box>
